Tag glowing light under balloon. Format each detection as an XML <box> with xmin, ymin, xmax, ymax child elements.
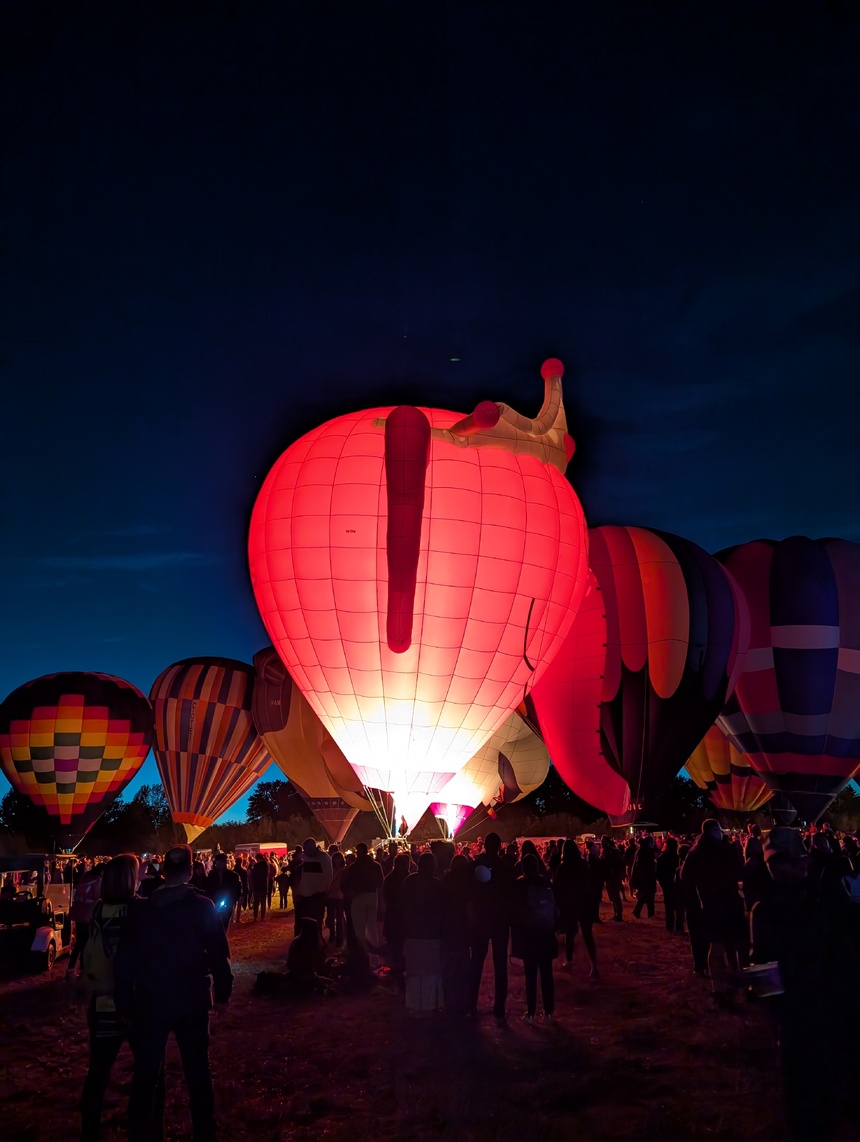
<box><xmin>431</xmin><ymin>708</ymin><xmax>549</xmax><ymax>835</ymax></box>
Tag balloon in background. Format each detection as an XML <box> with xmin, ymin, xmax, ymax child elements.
<box><xmin>431</xmin><ymin>708</ymin><xmax>550</xmax><ymax>837</ymax></box>
<box><xmin>685</xmin><ymin>723</ymin><xmax>772</xmax><ymax>814</ymax></box>
<box><xmin>150</xmin><ymin>657</ymin><xmax>271</xmax><ymax>844</ymax></box>
<box><xmin>0</xmin><ymin>672</ymin><xmax>153</xmax><ymax>848</ymax></box>
<box><xmin>534</xmin><ymin>526</ymin><xmax>749</xmax><ymax>824</ymax></box>
<box><xmin>717</xmin><ymin>536</ymin><xmax>860</xmax><ymax>822</ymax></box>
<box><xmin>252</xmin><ymin>647</ymin><xmax>371</xmax><ymax>844</ymax></box>
<box><xmin>248</xmin><ymin>360</ymin><xmax>589</xmax><ymax>827</ymax></box>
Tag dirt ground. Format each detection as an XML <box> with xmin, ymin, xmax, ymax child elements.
<box><xmin>0</xmin><ymin>897</ymin><xmax>789</xmax><ymax>1142</ymax></box>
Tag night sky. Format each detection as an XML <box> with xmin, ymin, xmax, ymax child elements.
<box><xmin>2</xmin><ymin>2</ymin><xmax>858</xmax><ymax>820</ymax></box>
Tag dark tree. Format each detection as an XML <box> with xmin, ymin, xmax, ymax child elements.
<box><xmin>0</xmin><ymin>788</ymin><xmax>55</xmax><ymax>851</ymax></box>
<box><xmin>522</xmin><ymin>766</ymin><xmax>603</xmax><ymax>823</ymax></box>
<box><xmin>657</xmin><ymin>776</ymin><xmax>712</xmax><ymax>832</ymax></box>
<box><xmin>823</xmin><ymin>784</ymin><xmax>860</xmax><ymax>831</ymax></box>
<box><xmin>246</xmin><ymin>779</ymin><xmax>310</xmax><ymax>824</ymax></box>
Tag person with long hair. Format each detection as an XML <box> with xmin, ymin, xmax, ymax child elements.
<box><xmin>552</xmin><ymin>840</ymin><xmax>599</xmax><ymax>978</ymax></box>
<box><xmin>79</xmin><ymin>853</ymin><xmax>140</xmax><ymax>1142</ymax></box>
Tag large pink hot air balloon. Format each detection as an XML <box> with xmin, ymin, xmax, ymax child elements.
<box><xmin>248</xmin><ymin>360</ymin><xmax>589</xmax><ymax>826</ymax></box>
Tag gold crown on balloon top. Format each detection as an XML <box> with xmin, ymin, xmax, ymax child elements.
<box><xmin>373</xmin><ymin>358</ymin><xmax>574</xmax><ymax>476</ymax></box>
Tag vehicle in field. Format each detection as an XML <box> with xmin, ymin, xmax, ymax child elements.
<box><xmin>0</xmin><ymin>854</ymin><xmax>76</xmax><ymax>971</ymax></box>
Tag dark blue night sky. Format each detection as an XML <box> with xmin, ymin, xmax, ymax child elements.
<box><xmin>2</xmin><ymin>1</ymin><xmax>858</xmax><ymax>816</ymax></box>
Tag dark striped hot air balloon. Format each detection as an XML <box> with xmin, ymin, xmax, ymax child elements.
<box><xmin>0</xmin><ymin>672</ymin><xmax>153</xmax><ymax>848</ymax></box>
<box><xmin>685</xmin><ymin>723</ymin><xmax>772</xmax><ymax>814</ymax></box>
<box><xmin>716</xmin><ymin>537</ymin><xmax>860</xmax><ymax>822</ymax></box>
<box><xmin>251</xmin><ymin>647</ymin><xmax>370</xmax><ymax>845</ymax></box>
<box><xmin>150</xmin><ymin>658</ymin><xmax>270</xmax><ymax>844</ymax></box>
<box><xmin>532</xmin><ymin>526</ymin><xmax>749</xmax><ymax>824</ymax></box>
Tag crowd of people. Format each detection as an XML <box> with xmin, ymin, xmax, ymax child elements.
<box><xmin>51</xmin><ymin>818</ymin><xmax>860</xmax><ymax>1141</ymax></box>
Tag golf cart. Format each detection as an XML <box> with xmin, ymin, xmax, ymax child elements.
<box><xmin>0</xmin><ymin>854</ymin><xmax>76</xmax><ymax>971</ymax></box>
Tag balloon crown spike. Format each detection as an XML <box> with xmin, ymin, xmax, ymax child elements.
<box><xmin>373</xmin><ymin>358</ymin><xmax>575</xmax><ymax>475</ymax></box>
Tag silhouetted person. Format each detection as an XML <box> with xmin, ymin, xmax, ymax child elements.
<box><xmin>512</xmin><ymin>852</ymin><xmax>558</xmax><ymax>1021</ymax></box>
<box><xmin>115</xmin><ymin>844</ymin><xmax>232</xmax><ymax>1142</ymax></box>
<box><xmin>467</xmin><ymin>832</ymin><xmax>513</xmax><ymax>1021</ymax></box>
<box><xmin>79</xmin><ymin>854</ymin><xmax>139</xmax><ymax>1142</ymax></box>
<box><xmin>655</xmin><ymin>837</ymin><xmax>681</xmax><ymax>932</ymax></box>
<box><xmin>751</xmin><ymin>827</ymin><xmax>860</xmax><ymax>1140</ymax></box>
<box><xmin>250</xmin><ymin>853</ymin><xmax>269</xmax><ymax>921</ymax></box>
<box><xmin>205</xmin><ymin>852</ymin><xmax>241</xmax><ymax>931</ymax></box>
<box><xmin>402</xmin><ymin>852</ymin><xmax>443</xmax><ymax>1013</ymax></box>
<box><xmin>630</xmin><ymin>835</ymin><xmax>658</xmax><ymax>918</ymax></box>
<box><xmin>552</xmin><ymin>839</ymin><xmax>599</xmax><ymax>978</ymax></box>
<box><xmin>682</xmin><ymin>819</ymin><xmax>746</xmax><ymax>1004</ymax></box>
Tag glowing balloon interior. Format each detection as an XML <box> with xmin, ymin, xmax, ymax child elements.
<box><xmin>431</xmin><ymin>708</ymin><xmax>549</xmax><ymax>836</ymax></box>
<box><xmin>0</xmin><ymin>672</ymin><xmax>153</xmax><ymax>847</ymax></box>
<box><xmin>248</xmin><ymin>360</ymin><xmax>589</xmax><ymax>817</ymax></box>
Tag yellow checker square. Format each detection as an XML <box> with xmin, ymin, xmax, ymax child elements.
<box><xmin>27</xmin><ymin>731</ymin><xmax>55</xmax><ymax>747</ymax></box>
<box><xmin>10</xmin><ymin>746</ymin><xmax>34</xmax><ymax>762</ymax></box>
<box><xmin>55</xmin><ymin>717</ymin><xmax>84</xmax><ymax>734</ymax></box>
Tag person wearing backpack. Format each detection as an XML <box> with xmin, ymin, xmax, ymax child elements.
<box><xmin>511</xmin><ymin>852</ymin><xmax>559</xmax><ymax>1022</ymax></box>
<box><xmin>79</xmin><ymin>853</ymin><xmax>140</xmax><ymax>1142</ymax></box>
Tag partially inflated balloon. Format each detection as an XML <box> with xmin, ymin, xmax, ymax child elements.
<box><xmin>248</xmin><ymin>360</ymin><xmax>589</xmax><ymax>820</ymax></box>
<box><xmin>431</xmin><ymin>709</ymin><xmax>549</xmax><ymax>836</ymax></box>
<box><xmin>685</xmin><ymin>724</ymin><xmax>772</xmax><ymax>814</ymax></box>
<box><xmin>717</xmin><ymin>537</ymin><xmax>860</xmax><ymax>822</ymax></box>
<box><xmin>150</xmin><ymin>658</ymin><xmax>271</xmax><ymax>843</ymax></box>
<box><xmin>528</xmin><ymin>572</ymin><xmax>631</xmax><ymax>817</ymax></box>
<box><xmin>534</xmin><ymin>527</ymin><xmax>748</xmax><ymax>824</ymax></box>
<box><xmin>0</xmin><ymin>672</ymin><xmax>153</xmax><ymax>847</ymax></box>
<box><xmin>252</xmin><ymin>647</ymin><xmax>370</xmax><ymax>844</ymax></box>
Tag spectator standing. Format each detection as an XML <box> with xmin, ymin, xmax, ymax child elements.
<box><xmin>250</xmin><ymin>854</ymin><xmax>270</xmax><ymax>922</ymax></box>
<box><xmin>115</xmin><ymin>844</ymin><xmax>232</xmax><ymax>1142</ymax></box>
<box><xmin>205</xmin><ymin>853</ymin><xmax>242</xmax><ymax>931</ymax></box>
<box><xmin>292</xmin><ymin>838</ymin><xmax>333</xmax><ymax>931</ymax></box>
<box><xmin>467</xmin><ymin>832</ymin><xmax>513</xmax><ymax>1021</ymax></box>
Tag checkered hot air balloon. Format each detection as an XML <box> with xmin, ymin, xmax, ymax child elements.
<box><xmin>150</xmin><ymin>657</ymin><xmax>271</xmax><ymax>844</ymax></box>
<box><xmin>716</xmin><ymin>536</ymin><xmax>860</xmax><ymax>823</ymax></box>
<box><xmin>0</xmin><ymin>672</ymin><xmax>153</xmax><ymax>848</ymax></box>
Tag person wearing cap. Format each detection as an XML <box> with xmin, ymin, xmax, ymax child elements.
<box><xmin>751</xmin><ymin>827</ymin><xmax>860</xmax><ymax>1140</ymax></box>
<box><xmin>680</xmin><ymin>819</ymin><xmax>745</xmax><ymax>1005</ymax></box>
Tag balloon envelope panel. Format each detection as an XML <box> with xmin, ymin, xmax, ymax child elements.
<box><xmin>0</xmin><ymin>672</ymin><xmax>153</xmax><ymax>843</ymax></box>
<box><xmin>150</xmin><ymin>657</ymin><xmax>270</xmax><ymax>835</ymax></box>
<box><xmin>252</xmin><ymin>647</ymin><xmax>369</xmax><ymax>843</ymax></box>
